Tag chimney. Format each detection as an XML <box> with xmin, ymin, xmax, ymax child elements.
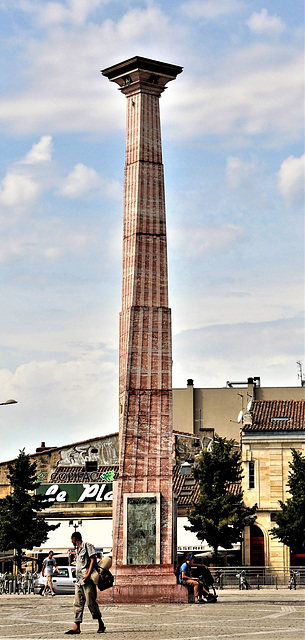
<box><xmin>35</xmin><ymin>442</ymin><xmax>53</xmax><ymax>453</ymax></box>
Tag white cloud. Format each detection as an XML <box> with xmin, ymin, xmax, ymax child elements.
<box><xmin>277</xmin><ymin>154</ymin><xmax>305</xmax><ymax>208</ymax></box>
<box><xmin>0</xmin><ymin>6</ymin><xmax>301</xmax><ymax>149</ymax></box>
<box><xmin>226</xmin><ymin>156</ymin><xmax>259</xmax><ymax>189</ymax></box>
<box><xmin>0</xmin><ymin>135</ymin><xmax>120</xmax><ymax>262</ymax></box>
<box><xmin>61</xmin><ymin>163</ymin><xmax>101</xmax><ymax>198</ymax></box>
<box><xmin>0</xmin><ymin>137</ymin><xmax>55</xmax><ymax>214</ymax></box>
<box><xmin>163</xmin><ymin>47</ymin><xmax>303</xmax><ymax>144</ymax></box>
<box><xmin>0</xmin><ymin>345</ymin><xmax>118</xmax><ymax>459</ymax></box>
<box><xmin>171</xmin><ymin>223</ymin><xmax>245</xmax><ymax>259</ymax></box>
<box><xmin>172</xmin><ymin>316</ymin><xmax>303</xmax><ymax>389</ymax></box>
<box><xmin>60</xmin><ymin>163</ymin><xmax>122</xmax><ymax>200</ymax></box>
<box><xmin>0</xmin><ymin>6</ymin><xmax>186</xmax><ymax>136</ymax></box>
<box><xmin>102</xmin><ymin>177</ymin><xmax>123</xmax><ymax>201</ymax></box>
<box><xmin>23</xmin><ymin>135</ymin><xmax>53</xmax><ymax>164</ymax></box>
<box><xmin>246</xmin><ymin>8</ymin><xmax>286</xmax><ymax>36</ymax></box>
<box><xmin>0</xmin><ymin>218</ymin><xmax>94</xmax><ymax>263</ymax></box>
<box><xmin>0</xmin><ymin>171</ymin><xmax>39</xmax><ymax>209</ymax></box>
<box><xmin>20</xmin><ymin>0</ymin><xmax>105</xmax><ymax>26</ymax></box>
<box><xmin>181</xmin><ymin>0</ymin><xmax>241</xmax><ymax>20</ymax></box>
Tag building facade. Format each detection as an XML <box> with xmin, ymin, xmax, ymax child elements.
<box><xmin>0</xmin><ymin>431</ymin><xmax>203</xmax><ymax>570</ymax></box>
<box><xmin>241</xmin><ymin>399</ymin><xmax>305</xmax><ymax>573</ymax></box>
<box><xmin>173</xmin><ymin>377</ymin><xmax>305</xmax><ymax>442</ymax></box>
<box><xmin>1</xmin><ymin>380</ymin><xmax>304</xmax><ymax>572</ymax></box>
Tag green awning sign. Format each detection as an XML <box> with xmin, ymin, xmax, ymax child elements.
<box><xmin>37</xmin><ymin>483</ymin><xmax>113</xmax><ymax>503</ymax></box>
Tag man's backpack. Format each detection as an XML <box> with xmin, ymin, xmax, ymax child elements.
<box><xmin>97</xmin><ymin>569</ymin><xmax>114</xmax><ymax>592</ymax></box>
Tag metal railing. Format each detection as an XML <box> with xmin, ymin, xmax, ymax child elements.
<box><xmin>211</xmin><ymin>566</ymin><xmax>305</xmax><ymax>589</ymax></box>
<box><xmin>0</xmin><ymin>572</ymin><xmax>38</xmax><ymax>595</ymax></box>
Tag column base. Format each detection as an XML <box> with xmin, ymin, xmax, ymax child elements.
<box><xmin>96</xmin><ymin>564</ymin><xmax>190</xmax><ymax>604</ymax></box>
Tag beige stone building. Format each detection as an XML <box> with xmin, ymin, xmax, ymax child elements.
<box><xmin>241</xmin><ymin>399</ymin><xmax>305</xmax><ymax>573</ymax></box>
<box><xmin>173</xmin><ymin>379</ymin><xmax>305</xmax><ymax>571</ymax></box>
<box><xmin>173</xmin><ymin>377</ymin><xmax>305</xmax><ymax>443</ymax></box>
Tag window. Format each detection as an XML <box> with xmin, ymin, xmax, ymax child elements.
<box><xmin>85</xmin><ymin>461</ymin><xmax>98</xmax><ymax>472</ymax></box>
<box><xmin>248</xmin><ymin>461</ymin><xmax>255</xmax><ymax>489</ymax></box>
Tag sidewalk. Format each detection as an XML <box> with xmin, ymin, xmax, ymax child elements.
<box><xmin>0</xmin><ymin>589</ymin><xmax>304</xmax><ymax>640</ymax></box>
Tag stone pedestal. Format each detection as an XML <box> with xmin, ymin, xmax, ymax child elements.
<box><xmin>101</xmin><ymin>56</ymin><xmax>183</xmax><ymax>602</ymax></box>
<box><xmin>97</xmin><ymin>565</ymin><xmax>189</xmax><ymax>604</ymax></box>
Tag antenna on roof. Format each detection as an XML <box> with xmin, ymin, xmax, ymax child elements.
<box><xmin>297</xmin><ymin>361</ymin><xmax>305</xmax><ymax>387</ymax></box>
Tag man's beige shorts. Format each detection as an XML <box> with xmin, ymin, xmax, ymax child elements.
<box><xmin>46</xmin><ymin>575</ymin><xmax>53</xmax><ymax>588</ymax></box>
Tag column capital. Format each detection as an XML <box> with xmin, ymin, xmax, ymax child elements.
<box><xmin>102</xmin><ymin>55</ymin><xmax>183</xmax><ymax>96</ymax></box>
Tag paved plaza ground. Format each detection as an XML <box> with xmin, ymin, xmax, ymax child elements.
<box><xmin>0</xmin><ymin>589</ymin><xmax>304</xmax><ymax>640</ymax></box>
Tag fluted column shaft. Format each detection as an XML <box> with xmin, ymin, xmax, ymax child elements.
<box><xmin>102</xmin><ymin>57</ymin><xmax>182</xmax><ymax>567</ymax></box>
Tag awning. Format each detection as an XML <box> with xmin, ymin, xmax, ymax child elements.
<box><xmin>0</xmin><ymin>554</ymin><xmax>38</xmax><ymax>563</ymax></box>
<box><xmin>33</xmin><ymin>547</ymin><xmax>71</xmax><ymax>554</ymax></box>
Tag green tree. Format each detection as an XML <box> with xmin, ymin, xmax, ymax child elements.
<box><xmin>0</xmin><ymin>449</ymin><xmax>59</xmax><ymax>570</ymax></box>
<box><xmin>185</xmin><ymin>435</ymin><xmax>257</xmax><ymax>564</ymax></box>
<box><xmin>271</xmin><ymin>448</ymin><xmax>305</xmax><ymax>552</ymax></box>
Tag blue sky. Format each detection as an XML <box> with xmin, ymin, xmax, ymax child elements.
<box><xmin>0</xmin><ymin>0</ymin><xmax>304</xmax><ymax>460</ymax></box>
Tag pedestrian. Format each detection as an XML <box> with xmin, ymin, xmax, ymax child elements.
<box><xmin>65</xmin><ymin>531</ymin><xmax>105</xmax><ymax>635</ymax></box>
<box><xmin>179</xmin><ymin>553</ymin><xmax>209</xmax><ymax>603</ymax></box>
<box><xmin>191</xmin><ymin>558</ymin><xmax>218</xmax><ymax>602</ymax></box>
<box><xmin>41</xmin><ymin>550</ymin><xmax>58</xmax><ymax>597</ymax></box>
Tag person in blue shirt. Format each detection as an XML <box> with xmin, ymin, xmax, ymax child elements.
<box><xmin>179</xmin><ymin>554</ymin><xmax>209</xmax><ymax>603</ymax></box>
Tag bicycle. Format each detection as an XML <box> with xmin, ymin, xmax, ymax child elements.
<box><xmin>17</xmin><ymin>573</ymin><xmax>27</xmax><ymax>595</ymax></box>
<box><xmin>0</xmin><ymin>573</ymin><xmax>8</xmax><ymax>595</ymax></box>
<box><xmin>214</xmin><ymin>570</ymin><xmax>223</xmax><ymax>590</ymax></box>
<box><xmin>288</xmin><ymin>570</ymin><xmax>300</xmax><ymax>590</ymax></box>
<box><xmin>27</xmin><ymin>571</ymin><xmax>38</xmax><ymax>594</ymax></box>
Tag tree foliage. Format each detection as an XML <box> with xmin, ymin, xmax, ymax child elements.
<box><xmin>0</xmin><ymin>449</ymin><xmax>59</xmax><ymax>569</ymax></box>
<box><xmin>185</xmin><ymin>435</ymin><xmax>257</xmax><ymax>564</ymax></box>
<box><xmin>271</xmin><ymin>448</ymin><xmax>305</xmax><ymax>552</ymax></box>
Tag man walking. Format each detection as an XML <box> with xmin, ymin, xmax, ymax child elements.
<box><xmin>41</xmin><ymin>550</ymin><xmax>58</xmax><ymax>597</ymax></box>
<box><xmin>65</xmin><ymin>531</ymin><xmax>105</xmax><ymax>635</ymax></box>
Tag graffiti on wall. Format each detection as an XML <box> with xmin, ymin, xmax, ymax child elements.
<box><xmin>50</xmin><ymin>468</ymin><xmax>115</xmax><ymax>484</ymax></box>
<box><xmin>174</xmin><ymin>434</ymin><xmax>201</xmax><ymax>463</ymax></box>
<box><xmin>55</xmin><ymin>438</ymin><xmax>119</xmax><ymax>467</ymax></box>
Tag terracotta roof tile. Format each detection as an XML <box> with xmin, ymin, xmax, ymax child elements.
<box><xmin>48</xmin><ymin>463</ymin><xmax>241</xmax><ymax>507</ymax></box>
<box><xmin>243</xmin><ymin>400</ymin><xmax>305</xmax><ymax>432</ymax></box>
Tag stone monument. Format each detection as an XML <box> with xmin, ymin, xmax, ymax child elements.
<box><xmin>101</xmin><ymin>56</ymin><xmax>186</xmax><ymax>603</ymax></box>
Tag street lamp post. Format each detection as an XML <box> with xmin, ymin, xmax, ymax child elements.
<box><xmin>69</xmin><ymin>520</ymin><xmax>82</xmax><ymax>534</ymax></box>
<box><xmin>0</xmin><ymin>398</ymin><xmax>18</xmax><ymax>577</ymax></box>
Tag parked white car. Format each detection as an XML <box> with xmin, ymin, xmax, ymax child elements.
<box><xmin>34</xmin><ymin>566</ymin><xmax>76</xmax><ymax>595</ymax></box>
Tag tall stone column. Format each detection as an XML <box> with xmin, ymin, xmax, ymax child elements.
<box><xmin>102</xmin><ymin>57</ymin><xmax>184</xmax><ymax>603</ymax></box>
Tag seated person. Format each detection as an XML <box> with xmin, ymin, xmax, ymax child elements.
<box><xmin>191</xmin><ymin>558</ymin><xmax>217</xmax><ymax>601</ymax></box>
<box><xmin>179</xmin><ymin>554</ymin><xmax>209</xmax><ymax>603</ymax></box>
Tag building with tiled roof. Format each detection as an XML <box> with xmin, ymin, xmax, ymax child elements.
<box><xmin>241</xmin><ymin>399</ymin><xmax>305</xmax><ymax>574</ymax></box>
<box><xmin>243</xmin><ymin>399</ymin><xmax>305</xmax><ymax>432</ymax></box>
<box><xmin>173</xmin><ymin>377</ymin><xmax>305</xmax><ymax>441</ymax></box>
